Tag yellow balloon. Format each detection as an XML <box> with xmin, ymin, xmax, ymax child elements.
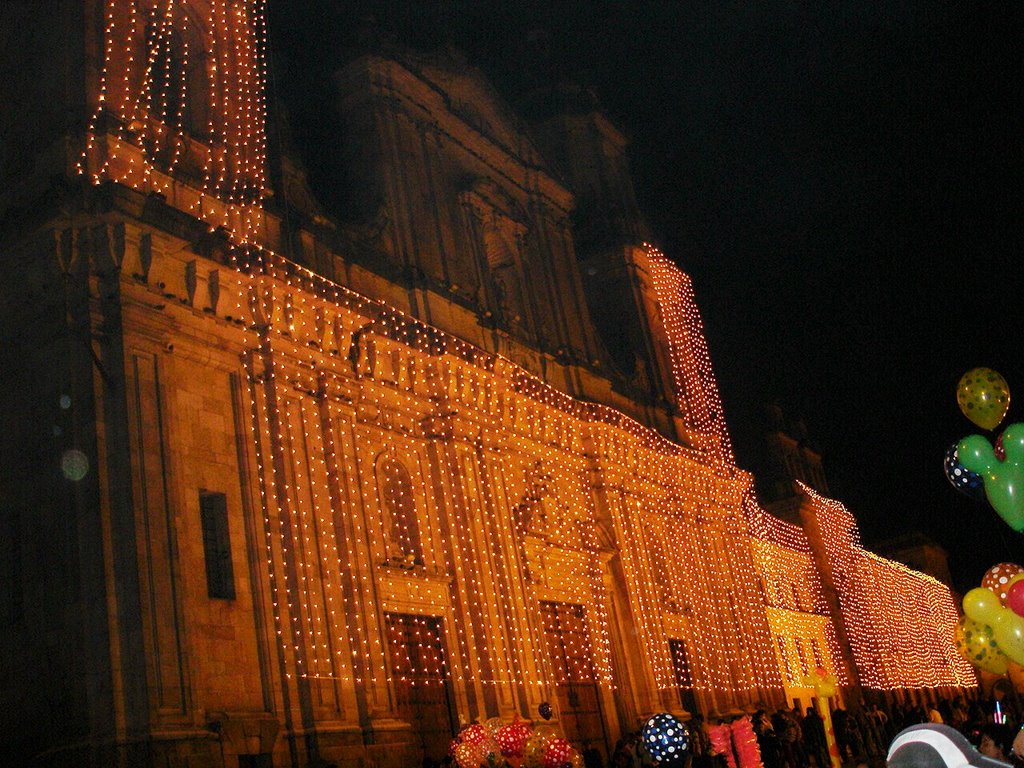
<box><xmin>964</xmin><ymin>587</ymin><xmax>1003</xmax><ymax>624</ymax></box>
<box><xmin>993</xmin><ymin>608</ymin><xmax>1024</xmax><ymax>666</ymax></box>
<box><xmin>955</xmin><ymin>616</ymin><xmax>1009</xmax><ymax>674</ymax></box>
<box><xmin>958</xmin><ymin>368</ymin><xmax>1011</xmax><ymax>431</ymax></box>
<box><xmin>523</xmin><ymin>733</ymin><xmax>549</xmax><ymax>768</ymax></box>
<box><xmin>484</xmin><ymin>718</ymin><xmax>504</xmax><ymax>737</ymax></box>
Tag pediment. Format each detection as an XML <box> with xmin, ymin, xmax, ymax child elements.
<box><xmin>405</xmin><ymin>52</ymin><xmax>546</xmax><ymax>167</ymax></box>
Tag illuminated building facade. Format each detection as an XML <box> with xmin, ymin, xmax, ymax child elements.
<box><xmin>0</xmin><ymin>3</ymin><xmax>973</xmax><ymax>767</ymax></box>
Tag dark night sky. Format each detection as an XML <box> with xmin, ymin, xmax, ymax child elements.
<box><xmin>268</xmin><ymin>2</ymin><xmax>1024</xmax><ymax>590</ymax></box>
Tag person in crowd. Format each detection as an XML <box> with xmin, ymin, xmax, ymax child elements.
<box><xmin>853</xmin><ymin>708</ymin><xmax>881</xmax><ymax>758</ymax></box>
<box><xmin>874</xmin><ymin>703</ymin><xmax>897</xmax><ymax>744</ymax></box>
<box><xmin>790</xmin><ymin>707</ymin><xmax>810</xmax><ymax>768</ymax></box>
<box><xmin>891</xmin><ymin>703</ymin><xmax>908</xmax><ymax>734</ymax></box>
<box><xmin>832</xmin><ymin>707</ymin><xmax>852</xmax><ymax>762</ymax></box>
<box><xmin>846</xmin><ymin>711</ymin><xmax>865</xmax><ymax>759</ymax></box>
<box><xmin>978</xmin><ymin>723</ymin><xmax>1015</xmax><ymax>764</ymax></box>
<box><xmin>754</xmin><ymin>710</ymin><xmax>784</xmax><ymax>768</ymax></box>
<box><xmin>803</xmin><ymin>707</ymin><xmax>829</xmax><ymax>768</ymax></box>
<box><xmin>1012</xmin><ymin>727</ymin><xmax>1024</xmax><ymax>767</ymax></box>
<box><xmin>612</xmin><ymin>737</ymin><xmax>632</xmax><ymax>768</ymax></box>
<box><xmin>950</xmin><ymin>699</ymin><xmax>969</xmax><ymax>733</ymax></box>
<box><xmin>938</xmin><ymin>701</ymin><xmax>954</xmax><ymax>726</ymax></box>
<box><xmin>772</xmin><ymin>707</ymin><xmax>801</xmax><ymax>768</ymax></box>
<box><xmin>689</xmin><ymin>714</ymin><xmax>716</xmax><ymax>768</ymax></box>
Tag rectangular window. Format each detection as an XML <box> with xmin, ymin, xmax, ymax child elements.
<box><xmin>200</xmin><ymin>491</ymin><xmax>235</xmax><ymax>600</ymax></box>
<box><xmin>810</xmin><ymin>639</ymin><xmax>824</xmax><ymax>670</ymax></box>
<box><xmin>795</xmin><ymin>639</ymin><xmax>809</xmax><ymax>676</ymax></box>
<box><xmin>776</xmin><ymin>636</ymin><xmax>795</xmax><ymax>682</ymax></box>
<box><xmin>669</xmin><ymin>638</ymin><xmax>693</xmax><ymax>688</ymax></box>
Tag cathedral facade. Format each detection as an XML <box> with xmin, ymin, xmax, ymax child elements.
<box><xmin>0</xmin><ymin>3</ymin><xmax>972</xmax><ymax>767</ymax></box>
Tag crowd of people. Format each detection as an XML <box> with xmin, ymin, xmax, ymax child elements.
<box><xmin>610</xmin><ymin>694</ymin><xmax>1024</xmax><ymax>768</ymax></box>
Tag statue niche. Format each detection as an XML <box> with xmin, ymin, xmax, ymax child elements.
<box><xmin>483</xmin><ymin>225</ymin><xmax>527</xmax><ymax>327</ymax></box>
<box><xmin>460</xmin><ymin>181</ymin><xmax>532</xmax><ymax>331</ymax></box>
<box><xmin>376</xmin><ymin>456</ymin><xmax>424</xmax><ymax>568</ymax></box>
<box><xmin>108</xmin><ymin>2</ymin><xmax>219</xmax><ymax>191</ymax></box>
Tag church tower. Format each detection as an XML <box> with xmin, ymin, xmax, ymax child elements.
<box><xmin>0</xmin><ymin>3</ymin><xmax>281</xmax><ymax>766</ymax></box>
<box><xmin>525</xmin><ymin>84</ymin><xmax>733</xmax><ymax>458</ymax></box>
<box><xmin>760</xmin><ymin>405</ymin><xmax>830</xmax><ymax>522</ymax></box>
<box><xmin>78</xmin><ymin>0</ymin><xmax>270</xmax><ymax>240</ymax></box>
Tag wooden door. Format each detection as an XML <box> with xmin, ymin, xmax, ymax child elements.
<box><xmin>541</xmin><ymin>602</ymin><xmax>607</xmax><ymax>755</ymax></box>
<box><xmin>386</xmin><ymin>613</ymin><xmax>457</xmax><ymax>766</ymax></box>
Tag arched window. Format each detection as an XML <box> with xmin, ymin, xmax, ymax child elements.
<box><xmin>145</xmin><ymin>21</ymin><xmax>187</xmax><ymax>127</ymax></box>
<box><xmin>378</xmin><ymin>457</ymin><xmax>423</xmax><ymax>565</ymax></box>
<box><xmin>143</xmin><ymin>9</ymin><xmax>210</xmax><ymax>137</ymax></box>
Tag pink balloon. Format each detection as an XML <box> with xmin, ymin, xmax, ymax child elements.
<box><xmin>1007</xmin><ymin>580</ymin><xmax>1024</xmax><ymax>617</ymax></box>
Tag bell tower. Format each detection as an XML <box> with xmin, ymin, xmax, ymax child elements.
<box><xmin>80</xmin><ymin>0</ymin><xmax>269</xmax><ymax>240</ymax></box>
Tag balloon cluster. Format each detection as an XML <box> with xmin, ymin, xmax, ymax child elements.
<box><xmin>450</xmin><ymin>710</ymin><xmax>583</xmax><ymax>768</ymax></box>
<box><xmin>946</xmin><ymin>368</ymin><xmax>1024</xmax><ymax>532</ymax></box>
<box><xmin>708</xmin><ymin>723</ymin><xmax>737</xmax><ymax>768</ymax></box>
<box><xmin>642</xmin><ymin>713</ymin><xmax>689</xmax><ymax>767</ymax></box>
<box><xmin>452</xmin><ymin>723</ymin><xmax>501</xmax><ymax>768</ymax></box>
<box><xmin>956</xmin><ymin>562</ymin><xmax>1024</xmax><ymax>674</ymax></box>
<box><xmin>730</xmin><ymin>717</ymin><xmax>762</xmax><ymax>768</ymax></box>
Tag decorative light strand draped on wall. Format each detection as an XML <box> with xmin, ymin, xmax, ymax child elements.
<box><xmin>80</xmin><ymin>0</ymin><xmax>268</xmax><ymax>242</ymax></box>
<box><xmin>744</xmin><ymin>493</ymin><xmax>849</xmax><ymax>686</ymax></box>
<box><xmin>75</xmin><ymin>0</ymin><xmax>972</xmax><ymax>703</ymax></box>
<box><xmin>800</xmin><ymin>484</ymin><xmax>975</xmax><ymax>689</ymax></box>
<box><xmin>644</xmin><ymin>244</ymin><xmax>735</xmax><ymax>466</ymax></box>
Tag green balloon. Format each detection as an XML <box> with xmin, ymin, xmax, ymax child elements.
<box><xmin>958</xmin><ymin>424</ymin><xmax>1024</xmax><ymax>533</ymax></box>
<box><xmin>959</xmin><ymin>434</ymin><xmax>997</xmax><ymax>475</ymax></box>
<box><xmin>983</xmin><ymin>466</ymin><xmax>1024</xmax><ymax>532</ymax></box>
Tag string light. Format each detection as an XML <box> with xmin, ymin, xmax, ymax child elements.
<box><xmin>80</xmin><ymin>0</ymin><xmax>267</xmax><ymax>243</ymax></box>
<box><xmin>799</xmin><ymin>484</ymin><xmax>975</xmax><ymax>689</ymax></box>
<box><xmin>745</xmin><ymin>491</ymin><xmax>850</xmax><ymax>689</ymax></box>
<box><xmin>642</xmin><ymin>244</ymin><xmax>734</xmax><ymax>465</ymax></box>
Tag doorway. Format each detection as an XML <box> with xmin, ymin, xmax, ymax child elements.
<box><xmin>386</xmin><ymin>613</ymin><xmax>458</xmax><ymax>765</ymax></box>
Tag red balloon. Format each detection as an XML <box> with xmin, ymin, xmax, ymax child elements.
<box><xmin>1007</xmin><ymin>580</ymin><xmax>1024</xmax><ymax>617</ymax></box>
<box><xmin>544</xmin><ymin>738</ymin><xmax>573</xmax><ymax>768</ymax></box>
<box><xmin>461</xmin><ymin>725</ymin><xmax>489</xmax><ymax>746</ymax></box>
<box><xmin>497</xmin><ymin>721</ymin><xmax>533</xmax><ymax>758</ymax></box>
